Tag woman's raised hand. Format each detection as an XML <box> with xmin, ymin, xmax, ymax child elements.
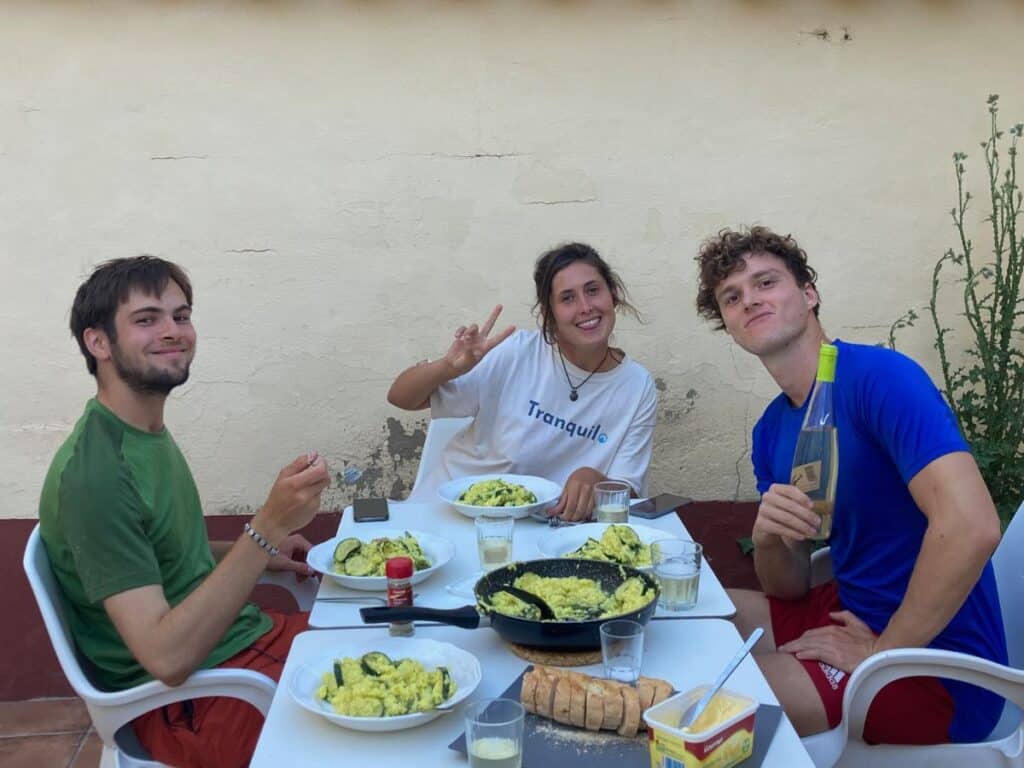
<box><xmin>443</xmin><ymin>304</ymin><xmax>516</xmax><ymax>376</ymax></box>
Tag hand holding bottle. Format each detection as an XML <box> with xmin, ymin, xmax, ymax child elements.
<box><xmin>753</xmin><ymin>482</ymin><xmax>825</xmax><ymax>545</ymax></box>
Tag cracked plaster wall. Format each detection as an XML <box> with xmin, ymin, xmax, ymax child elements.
<box><xmin>2</xmin><ymin>1</ymin><xmax>1022</xmax><ymax>518</ymax></box>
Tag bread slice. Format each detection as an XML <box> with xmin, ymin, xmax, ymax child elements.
<box><xmin>618</xmin><ymin>685</ymin><xmax>642</xmax><ymax>737</ymax></box>
<box><xmin>534</xmin><ymin>669</ymin><xmax>558</xmax><ymax>719</ymax></box>
<box><xmin>637</xmin><ymin>680</ymin><xmax>655</xmax><ymax>710</ymax></box>
<box><xmin>650</xmin><ymin>678</ymin><xmax>674</xmax><ymax>706</ymax></box>
<box><xmin>601</xmin><ymin>682</ymin><xmax>625</xmax><ymax>730</ymax></box>
<box><xmin>552</xmin><ymin>677</ymin><xmax>573</xmax><ymax>724</ymax></box>
<box><xmin>520</xmin><ymin>669</ymin><xmax>539</xmax><ymax>714</ymax></box>
<box><xmin>584</xmin><ymin>689</ymin><xmax>605</xmax><ymax>731</ymax></box>
<box><xmin>568</xmin><ymin>679</ymin><xmax>587</xmax><ymax>728</ymax></box>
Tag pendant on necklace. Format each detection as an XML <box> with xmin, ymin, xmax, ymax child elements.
<box><xmin>569</xmin><ymin>389</ymin><xmax>579</xmax><ymax>402</ymax></box>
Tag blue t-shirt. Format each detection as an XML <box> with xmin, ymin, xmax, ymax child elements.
<box><xmin>751</xmin><ymin>340</ymin><xmax>1007</xmax><ymax>742</ymax></box>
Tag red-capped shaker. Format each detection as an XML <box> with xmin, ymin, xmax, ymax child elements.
<box><xmin>385</xmin><ymin>556</ymin><xmax>415</xmax><ymax>637</ymax></box>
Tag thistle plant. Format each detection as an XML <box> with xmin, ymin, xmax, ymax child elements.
<box><xmin>891</xmin><ymin>94</ymin><xmax>1024</xmax><ymax>526</ymax></box>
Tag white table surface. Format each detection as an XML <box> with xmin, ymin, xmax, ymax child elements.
<box><xmin>251</xmin><ymin>619</ymin><xmax>812</xmax><ymax>767</ymax></box>
<box><xmin>309</xmin><ymin>500</ymin><xmax>736</xmax><ymax>628</ymax></box>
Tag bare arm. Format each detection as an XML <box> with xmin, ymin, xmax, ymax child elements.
<box><xmin>874</xmin><ymin>451</ymin><xmax>1000</xmax><ymax>651</ymax></box>
<box><xmin>387</xmin><ymin>358</ymin><xmax>460</xmax><ymax>411</ymax></box>
<box><xmin>104</xmin><ymin>454</ymin><xmax>330</xmax><ymax>686</ymax></box>
<box><xmin>751</xmin><ymin>483</ymin><xmax>821</xmax><ymax>600</ymax></box>
<box><xmin>210</xmin><ymin>541</ymin><xmax>232</xmax><ymax>561</ymax></box>
<box><xmin>386</xmin><ymin>305</ymin><xmax>515</xmax><ymax>410</ymax></box>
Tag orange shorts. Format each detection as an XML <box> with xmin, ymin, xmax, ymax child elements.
<box><xmin>769</xmin><ymin>581</ymin><xmax>954</xmax><ymax>744</ymax></box>
<box><xmin>132</xmin><ymin>610</ymin><xmax>308</xmax><ymax>768</ymax></box>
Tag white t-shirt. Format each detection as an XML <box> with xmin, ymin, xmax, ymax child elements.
<box><xmin>423</xmin><ymin>330</ymin><xmax>657</xmax><ymax>495</ymax></box>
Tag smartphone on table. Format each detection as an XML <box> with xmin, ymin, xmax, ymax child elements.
<box><xmin>352</xmin><ymin>497</ymin><xmax>390</xmax><ymax>523</ymax></box>
<box><xmin>630</xmin><ymin>493</ymin><xmax>692</xmax><ymax>519</ymax></box>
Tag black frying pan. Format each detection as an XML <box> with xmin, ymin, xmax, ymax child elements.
<box><xmin>360</xmin><ymin>558</ymin><xmax>660</xmax><ymax>651</ymax></box>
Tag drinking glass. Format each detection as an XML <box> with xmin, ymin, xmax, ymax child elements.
<box><xmin>651</xmin><ymin>538</ymin><xmax>702</xmax><ymax>611</ymax></box>
<box><xmin>464</xmin><ymin>698</ymin><xmax>525</xmax><ymax>768</ymax></box>
<box><xmin>594</xmin><ymin>480</ymin><xmax>630</xmax><ymax>523</ymax></box>
<box><xmin>600</xmin><ymin>619</ymin><xmax>645</xmax><ymax>685</ymax></box>
<box><xmin>476</xmin><ymin>513</ymin><xmax>514</xmax><ymax>572</ymax></box>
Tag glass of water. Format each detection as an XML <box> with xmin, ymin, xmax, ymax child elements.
<box><xmin>594</xmin><ymin>480</ymin><xmax>631</xmax><ymax>523</ymax></box>
<box><xmin>651</xmin><ymin>538</ymin><xmax>702</xmax><ymax>611</ymax></box>
<box><xmin>476</xmin><ymin>513</ymin><xmax>514</xmax><ymax>571</ymax></box>
<box><xmin>599</xmin><ymin>619</ymin><xmax>645</xmax><ymax>685</ymax></box>
<box><xmin>464</xmin><ymin>698</ymin><xmax>524</xmax><ymax>768</ymax></box>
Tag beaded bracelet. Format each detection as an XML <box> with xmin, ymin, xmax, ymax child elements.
<box><xmin>244</xmin><ymin>522</ymin><xmax>280</xmax><ymax>558</ymax></box>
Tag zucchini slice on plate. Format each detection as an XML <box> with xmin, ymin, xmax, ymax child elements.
<box><xmin>333</xmin><ymin>537</ymin><xmax>362</xmax><ymax>563</ymax></box>
<box><xmin>360</xmin><ymin>651</ymin><xmax>394</xmax><ymax>676</ymax></box>
<box><xmin>344</xmin><ymin>553</ymin><xmax>376</xmax><ymax>576</ymax></box>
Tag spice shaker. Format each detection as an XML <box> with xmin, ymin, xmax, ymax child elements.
<box><xmin>385</xmin><ymin>556</ymin><xmax>415</xmax><ymax>637</ymax></box>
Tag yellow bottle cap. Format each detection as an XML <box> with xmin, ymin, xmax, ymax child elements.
<box><xmin>817</xmin><ymin>343</ymin><xmax>838</xmax><ymax>383</ymax></box>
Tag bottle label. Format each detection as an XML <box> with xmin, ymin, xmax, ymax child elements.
<box><xmin>791</xmin><ymin>460</ymin><xmax>822</xmax><ymax>493</ymax></box>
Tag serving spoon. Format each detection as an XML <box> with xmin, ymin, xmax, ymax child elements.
<box><xmin>499</xmin><ymin>586</ymin><xmax>557</xmax><ymax>620</ymax></box>
<box><xmin>679</xmin><ymin>627</ymin><xmax>763</xmax><ymax>729</ymax></box>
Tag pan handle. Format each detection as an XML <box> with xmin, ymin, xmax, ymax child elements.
<box><xmin>359</xmin><ymin>605</ymin><xmax>488</xmax><ymax>629</ymax></box>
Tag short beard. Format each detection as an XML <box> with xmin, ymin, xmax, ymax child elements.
<box><xmin>110</xmin><ymin>345</ymin><xmax>190</xmax><ymax>395</ymax></box>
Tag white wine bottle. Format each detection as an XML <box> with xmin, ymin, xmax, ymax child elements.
<box><xmin>790</xmin><ymin>343</ymin><xmax>838</xmax><ymax>540</ymax></box>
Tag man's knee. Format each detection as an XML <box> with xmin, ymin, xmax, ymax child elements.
<box><xmin>754</xmin><ymin>652</ymin><xmax>830</xmax><ymax>737</ymax></box>
<box><xmin>727</xmin><ymin>588</ymin><xmax>775</xmax><ymax>650</ymax></box>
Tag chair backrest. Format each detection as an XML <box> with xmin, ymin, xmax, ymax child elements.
<box><xmin>992</xmin><ymin>501</ymin><xmax>1024</xmax><ymax>668</ymax></box>
<box><xmin>407</xmin><ymin>417</ymin><xmax>473</xmax><ymax>502</ymax></box>
<box><xmin>22</xmin><ymin>524</ymin><xmax>102</xmax><ymax>700</ymax></box>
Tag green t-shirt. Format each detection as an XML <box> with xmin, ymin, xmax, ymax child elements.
<box><xmin>38</xmin><ymin>398</ymin><xmax>272</xmax><ymax>690</ymax></box>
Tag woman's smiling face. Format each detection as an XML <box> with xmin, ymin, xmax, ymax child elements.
<box><xmin>549</xmin><ymin>260</ymin><xmax>616</xmax><ymax>354</ymax></box>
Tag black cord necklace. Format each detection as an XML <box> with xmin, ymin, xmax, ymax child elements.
<box><xmin>557</xmin><ymin>346</ymin><xmax>610</xmax><ymax>401</ymax></box>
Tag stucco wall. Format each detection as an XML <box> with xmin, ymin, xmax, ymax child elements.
<box><xmin>2</xmin><ymin>1</ymin><xmax>1022</xmax><ymax>519</ymax></box>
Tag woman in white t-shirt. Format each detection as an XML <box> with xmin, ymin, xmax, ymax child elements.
<box><xmin>388</xmin><ymin>242</ymin><xmax>657</xmax><ymax>521</ymax></box>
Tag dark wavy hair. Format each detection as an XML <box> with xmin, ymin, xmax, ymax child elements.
<box><xmin>70</xmin><ymin>255</ymin><xmax>193</xmax><ymax>375</ymax></box>
<box><xmin>695</xmin><ymin>226</ymin><xmax>819</xmax><ymax>330</ymax></box>
<box><xmin>532</xmin><ymin>242</ymin><xmax>640</xmax><ymax>343</ymax></box>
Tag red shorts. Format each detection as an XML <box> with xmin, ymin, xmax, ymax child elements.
<box><xmin>769</xmin><ymin>581</ymin><xmax>953</xmax><ymax>744</ymax></box>
<box><xmin>133</xmin><ymin>610</ymin><xmax>309</xmax><ymax>768</ymax></box>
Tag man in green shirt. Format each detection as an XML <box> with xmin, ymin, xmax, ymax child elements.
<box><xmin>39</xmin><ymin>256</ymin><xmax>331</xmax><ymax>767</ymax></box>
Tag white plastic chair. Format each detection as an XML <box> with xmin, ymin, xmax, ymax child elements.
<box><xmin>802</xmin><ymin>500</ymin><xmax>1024</xmax><ymax>768</ymax></box>
<box><xmin>23</xmin><ymin>524</ymin><xmax>317</xmax><ymax>768</ymax></box>
<box><xmin>405</xmin><ymin>416</ymin><xmax>473</xmax><ymax>502</ymax></box>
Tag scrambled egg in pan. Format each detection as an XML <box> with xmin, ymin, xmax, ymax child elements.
<box><xmin>487</xmin><ymin>573</ymin><xmax>654</xmax><ymax>621</ymax></box>
<box><xmin>458</xmin><ymin>479</ymin><xmax>537</xmax><ymax>507</ymax></box>
<box><xmin>568</xmin><ymin>525</ymin><xmax>652</xmax><ymax>567</ymax></box>
<box><xmin>315</xmin><ymin>652</ymin><xmax>454</xmax><ymax>717</ymax></box>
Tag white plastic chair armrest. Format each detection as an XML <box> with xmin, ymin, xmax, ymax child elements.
<box><xmin>257</xmin><ymin>570</ymin><xmax>318</xmax><ymax>611</ymax></box>
<box><xmin>842</xmin><ymin>647</ymin><xmax>1024</xmax><ymax>741</ymax></box>
<box><xmin>87</xmin><ymin>668</ymin><xmax>277</xmax><ymax>728</ymax></box>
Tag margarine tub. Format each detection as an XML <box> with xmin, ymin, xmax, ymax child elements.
<box><xmin>643</xmin><ymin>686</ymin><xmax>758</xmax><ymax>768</ymax></box>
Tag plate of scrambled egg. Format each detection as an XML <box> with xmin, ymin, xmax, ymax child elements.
<box><xmin>289</xmin><ymin>637</ymin><xmax>482</xmax><ymax>732</ymax></box>
<box><xmin>535</xmin><ymin>523</ymin><xmax>680</xmax><ymax>571</ymax></box>
<box><xmin>438</xmin><ymin>474</ymin><xmax>562</xmax><ymax>520</ymax></box>
<box><xmin>306</xmin><ymin>529</ymin><xmax>455</xmax><ymax>591</ymax></box>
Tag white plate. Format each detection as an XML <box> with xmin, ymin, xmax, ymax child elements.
<box><xmin>437</xmin><ymin>474</ymin><xmax>562</xmax><ymax>520</ymax></box>
<box><xmin>306</xmin><ymin>529</ymin><xmax>455</xmax><ymax>591</ymax></box>
<box><xmin>289</xmin><ymin>637</ymin><xmax>481</xmax><ymax>733</ymax></box>
<box><xmin>535</xmin><ymin>522</ymin><xmax>681</xmax><ymax>571</ymax></box>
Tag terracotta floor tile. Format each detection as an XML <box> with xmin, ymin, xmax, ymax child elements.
<box><xmin>0</xmin><ymin>697</ymin><xmax>91</xmax><ymax>736</ymax></box>
<box><xmin>71</xmin><ymin>729</ymin><xmax>103</xmax><ymax>768</ymax></box>
<box><xmin>0</xmin><ymin>731</ymin><xmax>82</xmax><ymax>768</ymax></box>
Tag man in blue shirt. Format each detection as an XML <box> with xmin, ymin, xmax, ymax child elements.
<box><xmin>695</xmin><ymin>226</ymin><xmax>1006</xmax><ymax>744</ymax></box>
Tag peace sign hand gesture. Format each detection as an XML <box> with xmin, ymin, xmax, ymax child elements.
<box><xmin>443</xmin><ymin>304</ymin><xmax>516</xmax><ymax>376</ymax></box>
